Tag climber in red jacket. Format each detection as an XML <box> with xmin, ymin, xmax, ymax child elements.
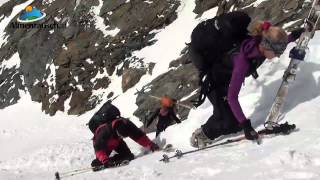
<box><xmin>90</xmin><ymin>118</ymin><xmax>159</xmax><ymax>169</ymax></box>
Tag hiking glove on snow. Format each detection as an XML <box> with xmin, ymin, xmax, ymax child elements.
<box><xmin>91</xmin><ymin>159</ymin><xmax>104</xmax><ymax>171</ymax></box>
<box><xmin>150</xmin><ymin>143</ymin><xmax>160</xmax><ymax>152</ymax></box>
<box><xmin>91</xmin><ymin>159</ymin><xmax>102</xmax><ymax>167</ymax></box>
<box><xmin>241</xmin><ymin>119</ymin><xmax>259</xmax><ymax>140</ymax></box>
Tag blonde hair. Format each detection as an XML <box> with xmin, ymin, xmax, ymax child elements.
<box><xmin>248</xmin><ymin>20</ymin><xmax>288</xmax><ymax>43</ymax></box>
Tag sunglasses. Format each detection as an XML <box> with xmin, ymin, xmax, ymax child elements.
<box><xmin>261</xmin><ymin>37</ymin><xmax>287</xmax><ymax>56</ymax></box>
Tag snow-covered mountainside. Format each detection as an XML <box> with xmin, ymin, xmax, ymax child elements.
<box><xmin>1</xmin><ymin>0</ymin><xmax>320</xmax><ymax>179</ymax></box>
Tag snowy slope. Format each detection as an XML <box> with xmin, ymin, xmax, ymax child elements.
<box><xmin>1</xmin><ymin>0</ymin><xmax>320</xmax><ymax>180</ymax></box>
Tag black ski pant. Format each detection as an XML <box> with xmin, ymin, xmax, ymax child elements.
<box><xmin>188</xmin><ymin>40</ymin><xmax>242</xmax><ymax>140</ymax></box>
<box><xmin>92</xmin><ymin>139</ymin><xmax>134</xmax><ymax>167</ymax></box>
<box><xmin>201</xmin><ymin>87</ymin><xmax>242</xmax><ymax>140</ymax></box>
<box><xmin>155</xmin><ymin>120</ymin><xmax>170</xmax><ymax>137</ymax></box>
<box><xmin>109</xmin><ymin>139</ymin><xmax>134</xmax><ymax>163</ymax></box>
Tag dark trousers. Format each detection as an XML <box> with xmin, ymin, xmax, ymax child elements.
<box><xmin>110</xmin><ymin>139</ymin><xmax>134</xmax><ymax>162</ymax></box>
<box><xmin>189</xmin><ymin>43</ymin><xmax>241</xmax><ymax>140</ymax></box>
<box><xmin>201</xmin><ymin>87</ymin><xmax>242</xmax><ymax>140</ymax></box>
<box><xmin>92</xmin><ymin>139</ymin><xmax>134</xmax><ymax>167</ymax></box>
<box><xmin>155</xmin><ymin>120</ymin><xmax>170</xmax><ymax>137</ymax></box>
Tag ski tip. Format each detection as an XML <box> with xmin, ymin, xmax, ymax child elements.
<box><xmin>54</xmin><ymin>172</ymin><xmax>60</xmax><ymax>180</ymax></box>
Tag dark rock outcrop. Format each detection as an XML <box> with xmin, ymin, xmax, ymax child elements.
<box><xmin>0</xmin><ymin>0</ymin><xmax>180</xmax><ymax>115</ymax></box>
<box><xmin>0</xmin><ymin>0</ymin><xmax>314</xmax><ymax>120</ymax></box>
<box><xmin>122</xmin><ymin>68</ymin><xmax>146</xmax><ymax>92</ymax></box>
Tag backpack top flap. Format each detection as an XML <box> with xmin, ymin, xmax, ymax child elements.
<box><xmin>190</xmin><ymin>11</ymin><xmax>251</xmax><ymax>71</ymax></box>
<box><xmin>88</xmin><ymin>100</ymin><xmax>121</xmax><ymax>133</ymax></box>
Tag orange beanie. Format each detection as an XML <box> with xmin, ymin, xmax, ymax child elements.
<box><xmin>160</xmin><ymin>96</ymin><xmax>173</xmax><ymax>108</ymax></box>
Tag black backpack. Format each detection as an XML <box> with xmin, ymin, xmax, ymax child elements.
<box><xmin>190</xmin><ymin>11</ymin><xmax>251</xmax><ymax>72</ymax></box>
<box><xmin>190</xmin><ymin>11</ymin><xmax>264</xmax><ymax>107</ymax></box>
<box><xmin>87</xmin><ymin>100</ymin><xmax>121</xmax><ymax>133</ymax></box>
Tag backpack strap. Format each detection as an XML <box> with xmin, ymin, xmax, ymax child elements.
<box><xmin>191</xmin><ymin>73</ymin><xmax>213</xmax><ymax>107</ymax></box>
<box><xmin>111</xmin><ymin>117</ymin><xmax>125</xmax><ymax>129</ymax></box>
<box><xmin>222</xmin><ymin>45</ymin><xmax>263</xmax><ymax>79</ymax></box>
<box><xmin>94</xmin><ymin>123</ymin><xmax>108</xmax><ymax>135</ymax></box>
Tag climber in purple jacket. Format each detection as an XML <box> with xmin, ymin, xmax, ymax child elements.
<box><xmin>189</xmin><ymin>11</ymin><xmax>305</xmax><ymax>148</ymax></box>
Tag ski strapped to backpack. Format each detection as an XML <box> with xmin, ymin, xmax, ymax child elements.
<box><xmin>160</xmin><ymin>122</ymin><xmax>296</xmax><ymax>163</ymax></box>
<box><xmin>265</xmin><ymin>0</ymin><xmax>320</xmax><ymax>129</ymax></box>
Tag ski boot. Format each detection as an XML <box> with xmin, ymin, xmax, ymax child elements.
<box><xmin>190</xmin><ymin>128</ymin><xmax>213</xmax><ymax>148</ymax></box>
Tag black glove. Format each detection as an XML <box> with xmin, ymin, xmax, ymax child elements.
<box><xmin>91</xmin><ymin>159</ymin><xmax>102</xmax><ymax>167</ymax></box>
<box><xmin>109</xmin><ymin>153</ymin><xmax>134</xmax><ymax>164</ymax></box>
<box><xmin>290</xmin><ymin>28</ymin><xmax>304</xmax><ymax>40</ymax></box>
<box><xmin>149</xmin><ymin>143</ymin><xmax>160</xmax><ymax>152</ymax></box>
<box><xmin>104</xmin><ymin>161</ymin><xmax>119</xmax><ymax>168</ymax></box>
<box><xmin>91</xmin><ymin>159</ymin><xmax>104</xmax><ymax>172</ymax></box>
<box><xmin>241</xmin><ymin>120</ymin><xmax>259</xmax><ymax>140</ymax></box>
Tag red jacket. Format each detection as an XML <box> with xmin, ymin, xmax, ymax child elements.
<box><xmin>93</xmin><ymin>118</ymin><xmax>153</xmax><ymax>164</ymax></box>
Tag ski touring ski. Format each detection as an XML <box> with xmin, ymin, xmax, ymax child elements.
<box><xmin>265</xmin><ymin>0</ymin><xmax>320</xmax><ymax>129</ymax></box>
<box><xmin>160</xmin><ymin>122</ymin><xmax>296</xmax><ymax>163</ymax></box>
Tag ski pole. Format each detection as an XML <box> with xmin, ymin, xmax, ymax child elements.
<box><xmin>55</xmin><ymin>166</ymin><xmax>103</xmax><ymax>180</ymax></box>
<box><xmin>55</xmin><ymin>169</ymin><xmax>90</xmax><ymax>180</ymax></box>
<box><xmin>55</xmin><ymin>160</ymin><xmax>130</xmax><ymax>179</ymax></box>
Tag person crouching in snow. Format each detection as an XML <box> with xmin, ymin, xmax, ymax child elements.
<box><xmin>90</xmin><ymin>118</ymin><xmax>160</xmax><ymax>170</ymax></box>
<box><xmin>189</xmin><ymin>11</ymin><xmax>306</xmax><ymax>148</ymax></box>
<box><xmin>146</xmin><ymin>95</ymin><xmax>181</xmax><ymax>140</ymax></box>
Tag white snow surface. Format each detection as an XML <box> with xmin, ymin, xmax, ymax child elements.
<box><xmin>1</xmin><ymin>0</ymin><xmax>320</xmax><ymax>179</ymax></box>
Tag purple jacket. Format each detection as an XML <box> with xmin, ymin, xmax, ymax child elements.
<box><xmin>227</xmin><ymin>34</ymin><xmax>296</xmax><ymax>124</ymax></box>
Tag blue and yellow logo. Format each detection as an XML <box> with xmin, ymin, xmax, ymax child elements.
<box><xmin>17</xmin><ymin>6</ymin><xmax>46</xmax><ymax>23</ymax></box>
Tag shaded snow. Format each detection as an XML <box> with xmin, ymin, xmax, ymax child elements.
<box><xmin>0</xmin><ymin>52</ymin><xmax>20</xmax><ymax>72</ymax></box>
<box><xmin>45</xmin><ymin>61</ymin><xmax>57</xmax><ymax>95</ymax></box>
<box><xmin>91</xmin><ymin>0</ymin><xmax>120</xmax><ymax>37</ymax></box>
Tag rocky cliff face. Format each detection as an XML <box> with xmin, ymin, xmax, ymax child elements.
<box><xmin>0</xmin><ymin>0</ymin><xmax>180</xmax><ymax>115</ymax></box>
<box><xmin>0</xmin><ymin>0</ymin><xmax>312</xmax><ymax>120</ymax></box>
